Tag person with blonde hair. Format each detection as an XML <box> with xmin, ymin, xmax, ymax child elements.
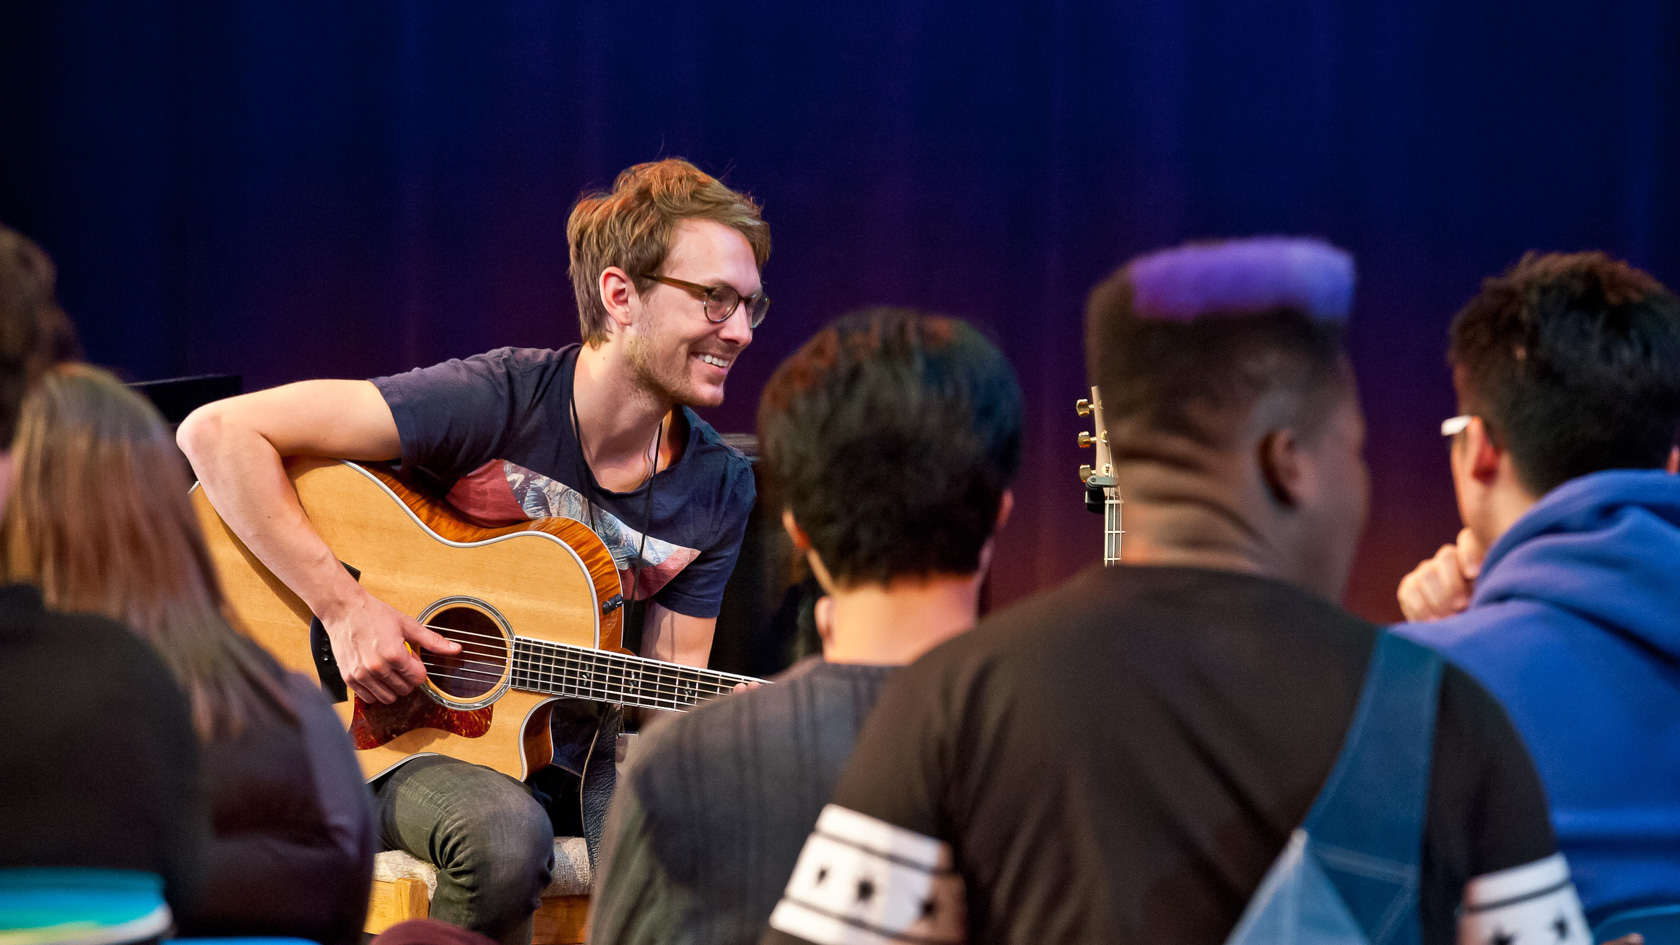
<box><xmin>5</xmin><ymin>363</ymin><xmax>376</xmax><ymax>944</ymax></box>
<box><xmin>0</xmin><ymin>223</ymin><xmax>209</xmax><ymax>934</ymax></box>
<box><xmin>178</xmin><ymin>158</ymin><xmax>771</xmax><ymax>942</ymax></box>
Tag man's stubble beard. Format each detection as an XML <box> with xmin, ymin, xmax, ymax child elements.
<box><xmin>624</xmin><ymin>326</ymin><xmax>719</xmax><ymax>410</ymax></box>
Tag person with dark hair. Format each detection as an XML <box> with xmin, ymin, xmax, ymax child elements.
<box><xmin>589</xmin><ymin>308</ymin><xmax>1020</xmax><ymax>945</ymax></box>
<box><xmin>178</xmin><ymin>158</ymin><xmax>768</xmax><ymax>943</ymax></box>
<box><xmin>5</xmin><ymin>363</ymin><xmax>376</xmax><ymax>943</ymax></box>
<box><xmin>0</xmin><ymin>224</ymin><xmax>208</xmax><ymax>929</ymax></box>
<box><xmin>1395</xmin><ymin>251</ymin><xmax>1680</xmax><ymax>922</ymax></box>
<box><xmin>766</xmin><ymin>239</ymin><xmax>1579</xmax><ymax>945</ymax></box>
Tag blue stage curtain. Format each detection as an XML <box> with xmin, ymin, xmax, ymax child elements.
<box><xmin>2</xmin><ymin>0</ymin><xmax>1675</xmax><ymax>619</ymax></box>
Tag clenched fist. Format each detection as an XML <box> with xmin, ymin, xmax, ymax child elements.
<box><xmin>1397</xmin><ymin>528</ymin><xmax>1487</xmax><ymax>622</ymax></box>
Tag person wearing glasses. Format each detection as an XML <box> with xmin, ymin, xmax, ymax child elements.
<box><xmin>1394</xmin><ymin>252</ymin><xmax>1680</xmax><ymax>925</ymax></box>
<box><xmin>178</xmin><ymin>158</ymin><xmax>770</xmax><ymax>945</ymax></box>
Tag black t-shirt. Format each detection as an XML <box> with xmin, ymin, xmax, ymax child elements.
<box><xmin>765</xmin><ymin>565</ymin><xmax>1565</xmax><ymax>945</ymax></box>
<box><xmin>372</xmin><ymin>344</ymin><xmax>755</xmax><ymax>619</ymax></box>
<box><xmin>0</xmin><ymin>583</ymin><xmax>209</xmax><ymax>915</ymax></box>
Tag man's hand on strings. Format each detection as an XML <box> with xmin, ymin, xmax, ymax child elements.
<box><xmin>323</xmin><ymin>586</ymin><xmax>461</xmax><ymax>703</ymax></box>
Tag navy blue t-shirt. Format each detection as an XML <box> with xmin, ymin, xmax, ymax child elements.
<box><xmin>371</xmin><ymin>344</ymin><xmax>755</xmax><ymax>619</ymax></box>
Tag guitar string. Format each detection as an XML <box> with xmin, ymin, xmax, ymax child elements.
<box><xmin>417</xmin><ymin>625</ymin><xmax>757</xmax><ymax>698</ymax></box>
<box><xmin>415</xmin><ymin>657</ymin><xmax>732</xmax><ymax>705</ymax></box>
<box><xmin>416</xmin><ymin>639</ymin><xmax>738</xmax><ymax>703</ymax></box>
<box><xmin>413</xmin><ymin>662</ymin><xmax>712</xmax><ymax>710</ymax></box>
<box><xmin>409</xmin><ymin>622</ymin><xmax>756</xmax><ymax>705</ymax></box>
<box><xmin>419</xmin><ymin>623</ymin><xmax>760</xmax><ymax>683</ymax></box>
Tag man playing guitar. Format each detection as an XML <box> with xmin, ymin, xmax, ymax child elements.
<box><xmin>179</xmin><ymin>158</ymin><xmax>769</xmax><ymax>943</ymax></box>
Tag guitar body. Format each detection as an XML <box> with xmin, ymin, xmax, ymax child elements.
<box><xmin>192</xmin><ymin>457</ymin><xmax>625</xmax><ymax>782</ymax></box>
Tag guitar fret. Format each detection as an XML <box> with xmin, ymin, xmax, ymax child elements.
<box><xmin>495</xmin><ymin>635</ymin><xmax>761</xmax><ymax>711</ymax></box>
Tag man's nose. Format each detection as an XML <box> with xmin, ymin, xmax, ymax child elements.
<box><xmin>716</xmin><ymin>303</ymin><xmax>754</xmax><ymax>346</ymax></box>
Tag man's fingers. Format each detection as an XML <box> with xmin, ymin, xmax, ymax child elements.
<box><xmin>351</xmin><ymin>672</ymin><xmax>397</xmax><ymax>705</ymax></box>
<box><xmin>1455</xmin><ymin>527</ymin><xmax>1486</xmax><ymax>580</ymax></box>
<box><xmin>1398</xmin><ymin>545</ymin><xmax>1471</xmax><ymax>621</ymax></box>
<box><xmin>406</xmin><ymin>619</ymin><xmax>462</xmax><ymax>655</ymax></box>
<box><xmin>1425</xmin><ymin>545</ymin><xmax>1471</xmax><ymax>611</ymax></box>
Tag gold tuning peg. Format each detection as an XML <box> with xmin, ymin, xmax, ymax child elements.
<box><xmin>1077</xmin><ymin>431</ymin><xmax>1093</xmax><ymax>448</ymax></box>
<box><xmin>1075</xmin><ymin>398</ymin><xmax>1092</xmax><ymax>417</ymax></box>
<box><xmin>1079</xmin><ymin>464</ymin><xmax>1093</xmax><ymax>482</ymax></box>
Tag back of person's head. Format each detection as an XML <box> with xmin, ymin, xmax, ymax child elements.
<box><xmin>1087</xmin><ymin>237</ymin><xmax>1355</xmax><ymax>453</ymax></box>
<box><xmin>1449</xmin><ymin>251</ymin><xmax>1680</xmax><ymax>496</ymax></box>
<box><xmin>1085</xmin><ymin>237</ymin><xmax>1366</xmax><ymax>598</ymax></box>
<box><xmin>0</xmin><ymin>224</ymin><xmax>80</xmax><ymax>444</ymax></box>
<box><xmin>759</xmin><ymin>307</ymin><xmax>1022</xmax><ymax>587</ymax></box>
<box><xmin>568</xmin><ymin>158</ymin><xmax>771</xmax><ymax>346</ymax></box>
<box><xmin>3</xmin><ymin>364</ymin><xmax>289</xmax><ymax>739</ymax></box>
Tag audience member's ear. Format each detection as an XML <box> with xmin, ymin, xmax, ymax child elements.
<box><xmin>814</xmin><ymin>595</ymin><xmax>836</xmax><ymax>650</ymax></box>
<box><xmin>1463</xmin><ymin>417</ymin><xmax>1502</xmax><ymax>483</ymax></box>
<box><xmin>1667</xmin><ymin>445</ymin><xmax>1678</xmax><ymax>475</ymax></box>
<box><xmin>1257</xmin><ymin>428</ymin><xmax>1305</xmax><ymax>507</ymax></box>
<box><xmin>781</xmin><ymin>509</ymin><xmax>812</xmax><ymax>550</ymax></box>
<box><xmin>995</xmin><ymin>489</ymin><xmax>1016</xmax><ymax>531</ymax></box>
<box><xmin>0</xmin><ymin>451</ymin><xmax>13</xmax><ymax>518</ymax></box>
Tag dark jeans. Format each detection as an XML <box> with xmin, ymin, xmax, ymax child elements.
<box><xmin>375</xmin><ymin>756</ymin><xmax>555</xmax><ymax>945</ymax></box>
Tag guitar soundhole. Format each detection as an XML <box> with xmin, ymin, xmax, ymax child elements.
<box><xmin>423</xmin><ymin>606</ymin><xmax>509</xmax><ymax>701</ymax></box>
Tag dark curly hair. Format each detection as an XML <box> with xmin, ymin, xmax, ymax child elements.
<box><xmin>0</xmin><ymin>224</ymin><xmax>80</xmax><ymax>444</ymax></box>
<box><xmin>758</xmin><ymin>308</ymin><xmax>1022</xmax><ymax>586</ymax></box>
<box><xmin>1450</xmin><ymin>251</ymin><xmax>1680</xmax><ymax>496</ymax></box>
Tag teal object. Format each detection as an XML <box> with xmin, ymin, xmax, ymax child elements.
<box><xmin>1224</xmin><ymin>633</ymin><xmax>1442</xmax><ymax>945</ymax></box>
<box><xmin>1594</xmin><ymin>904</ymin><xmax>1680</xmax><ymax>945</ymax></box>
<box><xmin>0</xmin><ymin>869</ymin><xmax>170</xmax><ymax>944</ymax></box>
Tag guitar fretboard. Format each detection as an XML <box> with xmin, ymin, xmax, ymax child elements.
<box><xmin>1104</xmin><ymin>493</ymin><xmax>1122</xmax><ymax>566</ymax></box>
<box><xmin>509</xmin><ymin>636</ymin><xmax>761</xmax><ymax>711</ymax></box>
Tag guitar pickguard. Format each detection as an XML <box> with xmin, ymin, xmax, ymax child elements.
<box><xmin>348</xmin><ymin>690</ymin><xmax>493</xmax><ymax>750</ymax></box>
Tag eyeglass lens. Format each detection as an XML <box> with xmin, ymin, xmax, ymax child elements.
<box><xmin>703</xmin><ymin>286</ymin><xmax>769</xmax><ymax>328</ymax></box>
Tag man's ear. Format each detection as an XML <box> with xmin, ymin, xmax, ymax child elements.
<box><xmin>1667</xmin><ymin>445</ymin><xmax>1678</xmax><ymax>475</ymax></box>
<box><xmin>784</xmin><ymin>509</ymin><xmax>839</xmax><ymax>594</ymax></box>
<box><xmin>1463</xmin><ymin>417</ymin><xmax>1503</xmax><ymax>483</ymax></box>
<box><xmin>781</xmin><ymin>508</ymin><xmax>811</xmax><ymax>551</ymax></box>
<box><xmin>995</xmin><ymin>489</ymin><xmax>1015</xmax><ymax>531</ymax></box>
<box><xmin>1257</xmin><ymin>428</ymin><xmax>1305</xmax><ymax>507</ymax></box>
<box><xmin>598</xmin><ymin>266</ymin><xmax>639</xmax><ymax>333</ymax></box>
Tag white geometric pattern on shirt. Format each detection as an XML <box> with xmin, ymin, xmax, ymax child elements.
<box><xmin>769</xmin><ymin>805</ymin><xmax>965</xmax><ymax>945</ymax></box>
<box><xmin>1459</xmin><ymin>854</ymin><xmax>1588</xmax><ymax>945</ymax></box>
<box><xmin>503</xmin><ymin>461</ymin><xmax>694</xmax><ymax>570</ymax></box>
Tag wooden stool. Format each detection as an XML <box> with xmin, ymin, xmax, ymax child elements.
<box><xmin>364</xmin><ymin>837</ymin><xmax>592</xmax><ymax>944</ymax></box>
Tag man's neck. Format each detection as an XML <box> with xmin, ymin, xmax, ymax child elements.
<box><xmin>821</xmin><ymin>572</ymin><xmax>984</xmax><ymax>666</ymax></box>
<box><xmin>573</xmin><ymin>342</ymin><xmax>678</xmax><ymax>485</ymax></box>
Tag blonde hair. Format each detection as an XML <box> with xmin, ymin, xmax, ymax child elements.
<box><xmin>567</xmin><ymin>158</ymin><xmax>771</xmax><ymax>345</ymax></box>
<box><xmin>3</xmin><ymin>363</ymin><xmax>289</xmax><ymax>739</ymax></box>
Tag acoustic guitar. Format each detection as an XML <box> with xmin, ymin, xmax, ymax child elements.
<box><xmin>192</xmin><ymin>457</ymin><xmax>763</xmax><ymax>782</ymax></box>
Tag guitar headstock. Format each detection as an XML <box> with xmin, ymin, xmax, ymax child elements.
<box><xmin>1076</xmin><ymin>386</ymin><xmax>1115</xmax><ymax>512</ymax></box>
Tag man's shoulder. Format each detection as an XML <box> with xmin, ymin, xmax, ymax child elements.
<box><xmin>1392</xmin><ymin>600</ymin><xmax>1553</xmax><ymax>672</ymax></box>
<box><xmin>677</xmin><ymin>409</ymin><xmax>755</xmax><ymax>479</ymax></box>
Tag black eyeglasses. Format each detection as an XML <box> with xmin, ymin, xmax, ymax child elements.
<box><xmin>641</xmin><ymin>274</ymin><xmax>770</xmax><ymax>329</ymax></box>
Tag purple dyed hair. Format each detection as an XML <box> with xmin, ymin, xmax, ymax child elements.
<box><xmin>1125</xmin><ymin>237</ymin><xmax>1355</xmax><ymax>323</ymax></box>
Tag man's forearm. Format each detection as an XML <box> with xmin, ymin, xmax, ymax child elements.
<box><xmin>639</xmin><ymin>605</ymin><xmax>716</xmax><ymax>668</ymax></box>
<box><xmin>179</xmin><ymin>408</ymin><xmax>364</xmax><ymax>621</ymax></box>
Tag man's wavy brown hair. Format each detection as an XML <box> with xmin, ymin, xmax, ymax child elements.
<box><xmin>567</xmin><ymin>159</ymin><xmax>771</xmax><ymax>345</ymax></box>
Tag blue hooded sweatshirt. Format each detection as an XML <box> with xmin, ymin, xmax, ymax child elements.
<box><xmin>1396</xmin><ymin>469</ymin><xmax>1680</xmax><ymax>924</ymax></box>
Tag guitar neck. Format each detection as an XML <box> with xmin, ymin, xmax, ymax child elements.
<box><xmin>510</xmin><ymin>636</ymin><xmax>760</xmax><ymax>711</ymax></box>
<box><xmin>1103</xmin><ymin>492</ymin><xmax>1122</xmax><ymax>566</ymax></box>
